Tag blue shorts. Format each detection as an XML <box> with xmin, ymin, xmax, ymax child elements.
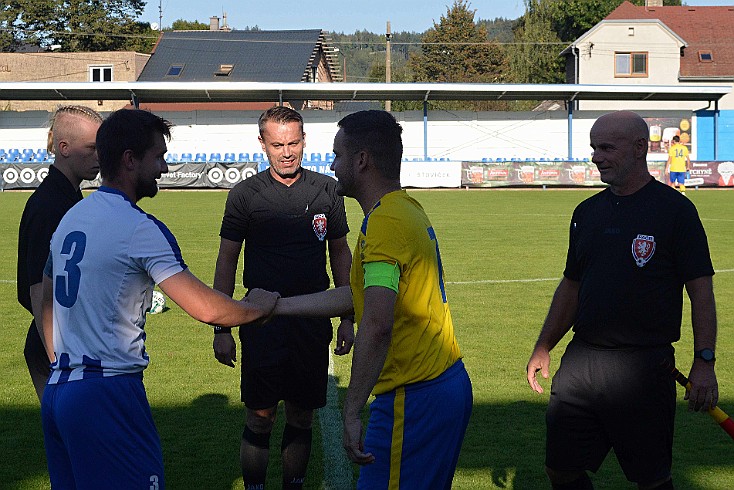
<box><xmin>670</xmin><ymin>171</ymin><xmax>686</xmax><ymax>184</ymax></box>
<box><xmin>358</xmin><ymin>360</ymin><xmax>473</xmax><ymax>490</ymax></box>
<box><xmin>42</xmin><ymin>374</ymin><xmax>165</xmax><ymax>490</ymax></box>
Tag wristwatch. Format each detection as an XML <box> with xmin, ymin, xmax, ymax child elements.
<box><xmin>695</xmin><ymin>348</ymin><xmax>715</xmax><ymax>362</ymax></box>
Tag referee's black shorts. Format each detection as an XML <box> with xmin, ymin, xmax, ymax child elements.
<box><xmin>239</xmin><ymin>316</ymin><xmax>332</xmax><ymax>410</ymax></box>
<box><xmin>545</xmin><ymin>338</ymin><xmax>676</xmax><ymax>484</ymax></box>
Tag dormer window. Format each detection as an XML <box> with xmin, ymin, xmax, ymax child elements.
<box><xmin>698</xmin><ymin>51</ymin><xmax>713</xmax><ymax>62</ymax></box>
<box><xmin>215</xmin><ymin>64</ymin><xmax>234</xmax><ymax>76</ymax></box>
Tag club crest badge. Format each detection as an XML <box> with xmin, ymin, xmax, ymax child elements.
<box><xmin>312</xmin><ymin>213</ymin><xmax>327</xmax><ymax>241</ymax></box>
<box><xmin>632</xmin><ymin>234</ymin><xmax>656</xmax><ymax>267</ymax></box>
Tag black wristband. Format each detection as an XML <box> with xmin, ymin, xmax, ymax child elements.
<box><xmin>213</xmin><ymin>327</ymin><xmax>232</xmax><ymax>335</ymax></box>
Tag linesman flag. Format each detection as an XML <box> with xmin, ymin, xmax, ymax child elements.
<box><xmin>666</xmin><ymin>363</ymin><xmax>734</xmax><ymax>441</ymax></box>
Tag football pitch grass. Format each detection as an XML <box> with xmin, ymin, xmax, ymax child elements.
<box><xmin>1</xmin><ymin>188</ymin><xmax>732</xmax><ymax>489</ymax></box>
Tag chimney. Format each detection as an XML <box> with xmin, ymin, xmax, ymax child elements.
<box><xmin>646</xmin><ymin>0</ymin><xmax>663</xmax><ymax>6</ymax></box>
<box><xmin>210</xmin><ymin>16</ymin><xmax>220</xmax><ymax>31</ymax></box>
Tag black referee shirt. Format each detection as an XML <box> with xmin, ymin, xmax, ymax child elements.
<box><xmin>17</xmin><ymin>165</ymin><xmax>83</xmax><ymax>313</ymax></box>
<box><xmin>220</xmin><ymin>168</ymin><xmax>349</xmax><ymax>298</ymax></box>
<box><xmin>564</xmin><ymin>178</ymin><xmax>714</xmax><ymax>347</ymax></box>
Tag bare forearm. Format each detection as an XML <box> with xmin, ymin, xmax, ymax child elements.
<box><xmin>274</xmin><ymin>286</ymin><xmax>353</xmax><ymax>318</ymax></box>
<box><xmin>41</xmin><ymin>276</ymin><xmax>55</xmax><ymax>361</ymax></box>
<box><xmin>160</xmin><ymin>270</ymin><xmax>273</xmax><ymax>327</ymax></box>
<box><xmin>329</xmin><ymin>237</ymin><xmax>352</xmax><ymax>288</ymax></box>
<box><xmin>687</xmin><ymin>276</ymin><xmax>717</xmax><ymax>350</ymax></box>
<box><xmin>343</xmin><ymin>321</ymin><xmax>391</xmax><ymax>418</ymax></box>
<box><xmin>534</xmin><ymin>277</ymin><xmax>579</xmax><ymax>352</ymax></box>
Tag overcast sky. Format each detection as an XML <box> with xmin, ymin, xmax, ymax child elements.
<box><xmin>143</xmin><ymin>0</ymin><xmax>734</xmax><ymax>33</ymax></box>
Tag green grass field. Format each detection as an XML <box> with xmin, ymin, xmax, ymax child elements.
<box><xmin>1</xmin><ymin>188</ymin><xmax>732</xmax><ymax>489</ymax></box>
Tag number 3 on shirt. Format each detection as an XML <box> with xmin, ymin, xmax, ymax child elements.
<box><xmin>55</xmin><ymin>231</ymin><xmax>87</xmax><ymax>308</ymax></box>
<box><xmin>427</xmin><ymin>226</ymin><xmax>447</xmax><ymax>303</ymax></box>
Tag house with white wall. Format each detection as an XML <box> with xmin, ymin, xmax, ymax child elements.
<box><xmin>562</xmin><ymin>0</ymin><xmax>734</xmax><ymax>159</ymax></box>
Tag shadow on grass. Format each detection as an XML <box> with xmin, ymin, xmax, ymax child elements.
<box><xmin>3</xmin><ymin>397</ymin><xmax>733</xmax><ymax>489</ymax></box>
<box><xmin>458</xmin><ymin>399</ymin><xmax>734</xmax><ymax>489</ymax></box>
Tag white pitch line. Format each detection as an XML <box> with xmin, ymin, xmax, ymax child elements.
<box><xmin>0</xmin><ymin>279</ymin><xmax>17</xmax><ymax>284</ymax></box>
<box><xmin>447</xmin><ymin>268</ymin><xmax>734</xmax><ymax>286</ymax></box>
<box><xmin>318</xmin><ymin>350</ymin><xmax>353</xmax><ymax>490</ymax></box>
<box><xmin>447</xmin><ymin>277</ymin><xmax>559</xmax><ymax>285</ymax></box>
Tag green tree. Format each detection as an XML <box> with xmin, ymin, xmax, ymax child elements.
<box><xmin>409</xmin><ymin>0</ymin><xmax>505</xmax><ymax>84</ymax></box>
<box><xmin>506</xmin><ymin>0</ymin><xmax>565</xmax><ymax>84</ymax></box>
<box><xmin>1</xmin><ymin>0</ymin><xmax>156</xmax><ymax>52</ymax></box>
<box><xmin>408</xmin><ymin>0</ymin><xmax>508</xmax><ymax>110</ymax></box>
<box><xmin>170</xmin><ymin>19</ymin><xmax>210</xmax><ymax>31</ymax></box>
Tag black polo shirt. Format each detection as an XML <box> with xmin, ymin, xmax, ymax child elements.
<box><xmin>564</xmin><ymin>178</ymin><xmax>714</xmax><ymax>347</ymax></box>
<box><xmin>220</xmin><ymin>168</ymin><xmax>349</xmax><ymax>297</ymax></box>
<box><xmin>17</xmin><ymin>165</ymin><xmax>82</xmax><ymax>313</ymax></box>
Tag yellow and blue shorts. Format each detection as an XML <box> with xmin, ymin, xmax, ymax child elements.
<box><xmin>358</xmin><ymin>360</ymin><xmax>472</xmax><ymax>489</ymax></box>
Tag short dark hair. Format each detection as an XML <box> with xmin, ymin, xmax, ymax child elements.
<box><xmin>337</xmin><ymin>110</ymin><xmax>403</xmax><ymax>180</ymax></box>
<box><xmin>96</xmin><ymin>109</ymin><xmax>172</xmax><ymax>181</ymax></box>
<box><xmin>258</xmin><ymin>106</ymin><xmax>304</xmax><ymax>136</ymax></box>
<box><xmin>672</xmin><ymin>135</ymin><xmax>681</xmax><ymax>143</ymax></box>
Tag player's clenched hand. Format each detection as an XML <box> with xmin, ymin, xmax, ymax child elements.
<box><xmin>213</xmin><ymin>331</ymin><xmax>237</xmax><ymax>368</ymax></box>
<box><xmin>527</xmin><ymin>347</ymin><xmax>551</xmax><ymax>394</ymax></box>
<box><xmin>343</xmin><ymin>415</ymin><xmax>374</xmax><ymax>465</ymax></box>
<box><xmin>241</xmin><ymin>288</ymin><xmax>280</xmax><ymax>319</ymax></box>
<box><xmin>686</xmin><ymin>362</ymin><xmax>718</xmax><ymax>412</ymax></box>
<box><xmin>334</xmin><ymin>318</ymin><xmax>355</xmax><ymax>355</ymax></box>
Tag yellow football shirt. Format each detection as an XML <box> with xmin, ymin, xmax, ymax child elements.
<box><xmin>350</xmin><ymin>190</ymin><xmax>462</xmax><ymax>395</ymax></box>
<box><xmin>668</xmin><ymin>143</ymin><xmax>689</xmax><ymax>173</ymax></box>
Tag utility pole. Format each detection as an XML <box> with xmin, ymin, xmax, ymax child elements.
<box><xmin>385</xmin><ymin>21</ymin><xmax>391</xmax><ymax>112</ymax></box>
<box><xmin>158</xmin><ymin>0</ymin><xmax>163</xmax><ymax>30</ymax></box>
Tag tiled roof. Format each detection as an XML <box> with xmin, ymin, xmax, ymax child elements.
<box><xmin>606</xmin><ymin>1</ymin><xmax>734</xmax><ymax>78</ymax></box>
<box><xmin>138</xmin><ymin>29</ymin><xmax>325</xmax><ymax>82</ymax></box>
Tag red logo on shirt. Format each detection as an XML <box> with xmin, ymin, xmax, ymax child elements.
<box><xmin>312</xmin><ymin>214</ymin><xmax>327</xmax><ymax>241</ymax></box>
<box><xmin>632</xmin><ymin>234</ymin><xmax>656</xmax><ymax>267</ymax></box>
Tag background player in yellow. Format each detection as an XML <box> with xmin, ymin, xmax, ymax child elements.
<box><xmin>666</xmin><ymin>134</ymin><xmax>690</xmax><ymax>194</ymax></box>
<box><xmin>272</xmin><ymin>110</ymin><xmax>473</xmax><ymax>489</ymax></box>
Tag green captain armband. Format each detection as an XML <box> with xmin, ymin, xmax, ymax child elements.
<box><xmin>363</xmin><ymin>261</ymin><xmax>400</xmax><ymax>293</ymax></box>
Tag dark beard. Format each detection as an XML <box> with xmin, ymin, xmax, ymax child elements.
<box><xmin>136</xmin><ymin>178</ymin><xmax>159</xmax><ymax>199</ymax></box>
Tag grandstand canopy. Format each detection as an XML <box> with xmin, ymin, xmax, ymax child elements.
<box><xmin>0</xmin><ymin>81</ymin><xmax>729</xmax><ymax>103</ymax></box>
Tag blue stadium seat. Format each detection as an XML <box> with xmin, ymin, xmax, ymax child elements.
<box><xmin>208</xmin><ymin>153</ymin><xmax>222</xmax><ymax>162</ymax></box>
<box><xmin>310</xmin><ymin>152</ymin><xmax>322</xmax><ymax>162</ymax></box>
<box><xmin>20</xmin><ymin>153</ymin><xmax>34</xmax><ymax>163</ymax></box>
<box><xmin>223</xmin><ymin>153</ymin><xmax>236</xmax><ymax>163</ymax></box>
<box><xmin>180</xmin><ymin>153</ymin><xmax>193</xmax><ymax>162</ymax></box>
<box><xmin>194</xmin><ymin>153</ymin><xmax>207</xmax><ymax>163</ymax></box>
<box><xmin>165</xmin><ymin>153</ymin><xmax>179</xmax><ymax>163</ymax></box>
<box><xmin>252</xmin><ymin>153</ymin><xmax>265</xmax><ymax>161</ymax></box>
<box><xmin>325</xmin><ymin>152</ymin><xmax>335</xmax><ymax>163</ymax></box>
<box><xmin>238</xmin><ymin>153</ymin><xmax>250</xmax><ymax>162</ymax></box>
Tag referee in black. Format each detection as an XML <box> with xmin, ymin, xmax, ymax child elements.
<box><xmin>212</xmin><ymin>106</ymin><xmax>353</xmax><ymax>489</ymax></box>
<box><xmin>16</xmin><ymin>105</ymin><xmax>103</xmax><ymax>401</ymax></box>
<box><xmin>526</xmin><ymin>110</ymin><xmax>718</xmax><ymax>490</ymax></box>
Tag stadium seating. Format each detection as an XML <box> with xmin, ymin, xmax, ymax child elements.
<box><xmin>238</xmin><ymin>153</ymin><xmax>250</xmax><ymax>162</ymax></box>
<box><xmin>165</xmin><ymin>153</ymin><xmax>179</xmax><ymax>163</ymax></box>
<box><xmin>208</xmin><ymin>153</ymin><xmax>221</xmax><ymax>162</ymax></box>
<box><xmin>223</xmin><ymin>153</ymin><xmax>236</xmax><ymax>163</ymax></box>
<box><xmin>194</xmin><ymin>153</ymin><xmax>207</xmax><ymax>163</ymax></box>
<box><xmin>180</xmin><ymin>153</ymin><xmax>193</xmax><ymax>162</ymax></box>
